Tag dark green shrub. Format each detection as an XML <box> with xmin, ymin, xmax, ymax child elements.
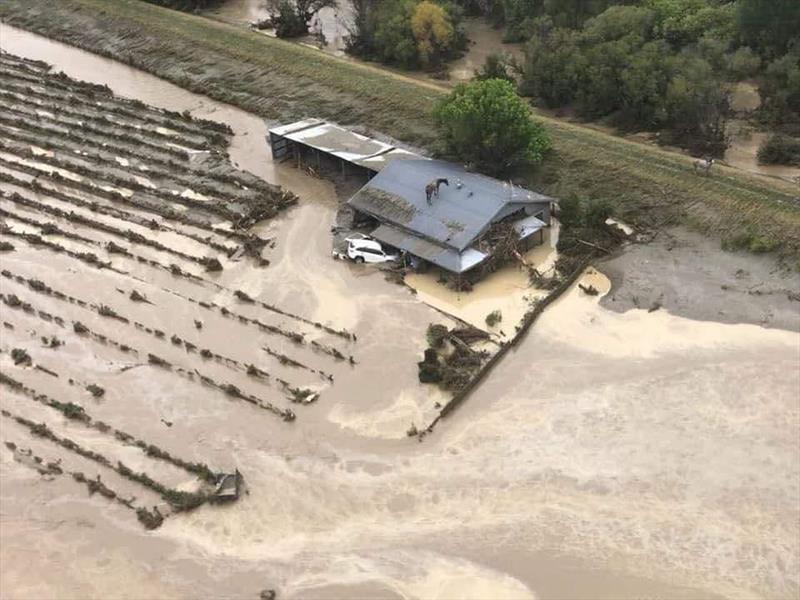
<box><xmin>757</xmin><ymin>134</ymin><xmax>800</xmax><ymax>166</ymax></box>
<box><xmin>556</xmin><ymin>195</ymin><xmax>582</xmax><ymax>228</ymax></box>
<box><xmin>584</xmin><ymin>199</ymin><xmax>613</xmax><ymax>228</ymax></box>
<box><xmin>474</xmin><ymin>53</ymin><xmax>515</xmax><ymax>83</ymax></box>
<box><xmin>485</xmin><ymin>310</ymin><xmax>502</xmax><ymax>327</ymax></box>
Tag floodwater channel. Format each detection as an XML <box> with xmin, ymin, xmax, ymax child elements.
<box><xmin>1</xmin><ymin>23</ymin><xmax>799</xmax><ymax>600</ymax></box>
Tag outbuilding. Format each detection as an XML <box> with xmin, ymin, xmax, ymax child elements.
<box><xmin>268</xmin><ymin>119</ymin><xmax>422</xmax><ymax>177</ymax></box>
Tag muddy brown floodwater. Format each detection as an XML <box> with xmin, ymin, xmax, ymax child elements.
<box><xmin>2</xmin><ymin>23</ymin><xmax>800</xmax><ymax>600</ymax></box>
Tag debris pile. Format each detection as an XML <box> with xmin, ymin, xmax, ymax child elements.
<box><xmin>417</xmin><ymin>324</ymin><xmax>489</xmax><ymax>391</ymax></box>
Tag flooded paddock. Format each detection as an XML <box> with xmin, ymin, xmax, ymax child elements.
<box><xmin>1</xmin><ymin>24</ymin><xmax>799</xmax><ymax>600</ymax></box>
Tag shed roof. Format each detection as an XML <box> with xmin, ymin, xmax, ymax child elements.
<box><xmin>514</xmin><ymin>214</ymin><xmax>547</xmax><ymax>240</ymax></box>
<box><xmin>371</xmin><ymin>224</ymin><xmax>488</xmax><ymax>273</ymax></box>
<box><xmin>268</xmin><ymin>119</ymin><xmax>424</xmax><ymax>172</ymax></box>
<box><xmin>348</xmin><ymin>159</ymin><xmax>551</xmax><ymax>251</ymax></box>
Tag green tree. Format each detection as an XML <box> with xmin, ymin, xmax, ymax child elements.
<box><xmin>545</xmin><ymin>0</ymin><xmax>632</xmax><ymax>29</ymax></box>
<box><xmin>474</xmin><ymin>52</ymin><xmax>516</xmax><ymax>82</ymax></box>
<box><xmin>757</xmin><ymin>134</ymin><xmax>800</xmax><ymax>166</ymax></box>
<box><xmin>345</xmin><ymin>0</ymin><xmax>377</xmax><ymax>55</ymax></box>
<box><xmin>580</xmin><ymin>4</ymin><xmax>655</xmax><ymax>43</ymax></box>
<box><xmin>502</xmin><ymin>0</ymin><xmax>543</xmax><ymax>40</ymax></box>
<box><xmin>619</xmin><ymin>40</ymin><xmax>672</xmax><ymax>127</ymax></box>
<box><xmin>373</xmin><ymin>0</ymin><xmax>420</xmax><ymax>67</ymax></box>
<box><xmin>759</xmin><ymin>50</ymin><xmax>800</xmax><ymax>126</ymax></box>
<box><xmin>663</xmin><ymin>53</ymin><xmax>731</xmax><ymax>156</ymax></box>
<box><xmin>577</xmin><ymin>30</ymin><xmax>649</xmax><ymax>118</ymax></box>
<box><xmin>727</xmin><ymin>46</ymin><xmax>761</xmax><ymax>79</ymax></box>
<box><xmin>645</xmin><ymin>0</ymin><xmax>735</xmax><ymax>47</ymax></box>
<box><xmin>737</xmin><ymin>0</ymin><xmax>800</xmax><ymax>57</ymax></box>
<box><xmin>411</xmin><ymin>1</ymin><xmax>455</xmax><ymax>67</ymax></box>
<box><xmin>521</xmin><ymin>23</ymin><xmax>582</xmax><ymax>106</ymax></box>
<box><xmin>434</xmin><ymin>79</ymin><xmax>551</xmax><ymax>175</ymax></box>
<box><xmin>556</xmin><ymin>195</ymin><xmax>583</xmax><ymax>227</ymax></box>
<box><xmin>351</xmin><ymin>0</ymin><xmax>463</xmax><ymax>69</ymax></box>
<box><xmin>266</xmin><ymin>0</ymin><xmax>338</xmax><ymax>38</ymax></box>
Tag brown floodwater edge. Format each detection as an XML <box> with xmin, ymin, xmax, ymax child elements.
<box><xmin>420</xmin><ymin>255</ymin><xmax>597</xmax><ymax>435</ymax></box>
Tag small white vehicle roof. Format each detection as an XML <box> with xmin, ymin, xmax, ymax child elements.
<box><xmin>348</xmin><ymin>239</ymin><xmax>383</xmax><ymax>251</ymax></box>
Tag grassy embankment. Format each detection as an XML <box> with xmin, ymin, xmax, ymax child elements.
<box><xmin>2</xmin><ymin>0</ymin><xmax>799</xmax><ymax>263</ymax></box>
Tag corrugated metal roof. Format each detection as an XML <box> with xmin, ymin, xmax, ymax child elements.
<box><xmin>289</xmin><ymin>123</ymin><xmax>392</xmax><ymax>160</ymax></box>
<box><xmin>348</xmin><ymin>159</ymin><xmax>552</xmax><ymax>251</ymax></box>
<box><xmin>514</xmin><ymin>214</ymin><xmax>547</xmax><ymax>239</ymax></box>
<box><xmin>268</xmin><ymin>120</ymin><xmax>425</xmax><ymax>172</ymax></box>
<box><xmin>269</xmin><ymin>118</ymin><xmax>324</xmax><ymax>137</ymax></box>
<box><xmin>359</xmin><ymin>148</ymin><xmax>421</xmax><ymax>171</ymax></box>
<box><xmin>371</xmin><ymin>224</ymin><xmax>488</xmax><ymax>273</ymax></box>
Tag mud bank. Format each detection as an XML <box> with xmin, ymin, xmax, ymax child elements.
<box><xmin>600</xmin><ymin>227</ymin><xmax>800</xmax><ymax>332</ymax></box>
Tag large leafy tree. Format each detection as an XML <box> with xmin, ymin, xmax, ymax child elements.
<box><xmin>411</xmin><ymin>1</ymin><xmax>455</xmax><ymax>67</ymax></box>
<box><xmin>266</xmin><ymin>0</ymin><xmax>338</xmax><ymax>38</ymax></box>
<box><xmin>434</xmin><ymin>79</ymin><xmax>551</xmax><ymax>175</ymax></box>
<box><xmin>373</xmin><ymin>0</ymin><xmax>420</xmax><ymax>67</ymax></box>
<box><xmin>737</xmin><ymin>0</ymin><xmax>800</xmax><ymax>58</ymax></box>
<box><xmin>644</xmin><ymin>0</ymin><xmax>736</xmax><ymax>46</ymax></box>
<box><xmin>348</xmin><ymin>0</ymin><xmax>461</xmax><ymax>69</ymax></box>
<box><xmin>759</xmin><ymin>50</ymin><xmax>800</xmax><ymax>126</ymax></box>
<box><xmin>663</xmin><ymin>54</ymin><xmax>731</xmax><ymax>156</ymax></box>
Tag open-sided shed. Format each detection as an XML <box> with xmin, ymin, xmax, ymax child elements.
<box><xmin>268</xmin><ymin>119</ymin><xmax>422</xmax><ymax>177</ymax></box>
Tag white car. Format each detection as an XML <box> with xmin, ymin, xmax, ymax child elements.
<box><xmin>346</xmin><ymin>238</ymin><xmax>399</xmax><ymax>264</ymax></box>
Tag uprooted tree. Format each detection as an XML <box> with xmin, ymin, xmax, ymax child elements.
<box><xmin>265</xmin><ymin>0</ymin><xmax>337</xmax><ymax>38</ymax></box>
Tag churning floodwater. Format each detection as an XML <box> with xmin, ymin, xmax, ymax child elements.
<box><xmin>1</xmin><ymin>23</ymin><xmax>799</xmax><ymax>600</ymax></box>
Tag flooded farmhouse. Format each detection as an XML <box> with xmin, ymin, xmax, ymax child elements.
<box><xmin>270</xmin><ymin>119</ymin><xmax>553</xmax><ymax>285</ymax></box>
